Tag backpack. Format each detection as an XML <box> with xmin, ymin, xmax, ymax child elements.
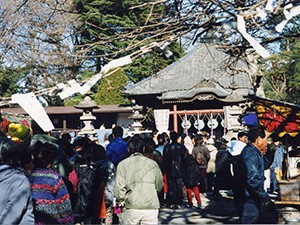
<box><xmin>196</xmin><ymin>151</ymin><xmax>206</xmax><ymax>166</ymax></box>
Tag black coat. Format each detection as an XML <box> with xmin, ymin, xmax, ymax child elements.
<box><xmin>163</xmin><ymin>142</ymin><xmax>186</xmax><ymax>179</ymax></box>
<box><xmin>215</xmin><ymin>149</ymin><xmax>233</xmax><ymax>190</ymax></box>
<box><xmin>73</xmin><ymin>152</ymin><xmax>102</xmax><ymax>222</ymax></box>
<box><xmin>183</xmin><ymin>154</ymin><xmax>201</xmax><ymax>188</ymax></box>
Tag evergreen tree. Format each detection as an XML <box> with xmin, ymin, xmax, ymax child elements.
<box><xmin>0</xmin><ymin>66</ymin><xmax>30</xmax><ymax>97</ymax></box>
<box><xmin>261</xmin><ymin>40</ymin><xmax>300</xmax><ymax>104</ymax></box>
<box><xmin>72</xmin><ymin>0</ymin><xmax>184</xmax><ymax>104</ymax></box>
<box><xmin>94</xmin><ymin>68</ymin><xmax>129</xmax><ymax>105</ymax></box>
<box><xmin>73</xmin><ymin>0</ymin><xmax>183</xmax><ymax>79</ymax></box>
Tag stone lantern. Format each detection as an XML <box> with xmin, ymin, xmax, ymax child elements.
<box><xmin>129</xmin><ymin>102</ymin><xmax>144</xmax><ymax>133</ymax></box>
<box><xmin>74</xmin><ymin>96</ymin><xmax>99</xmax><ymax>141</ymax></box>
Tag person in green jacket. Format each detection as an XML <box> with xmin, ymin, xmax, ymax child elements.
<box><xmin>114</xmin><ymin>134</ymin><xmax>163</xmax><ymax>225</ymax></box>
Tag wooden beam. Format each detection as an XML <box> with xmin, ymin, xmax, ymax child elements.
<box><xmin>275</xmin><ymin>201</ymin><xmax>300</xmax><ymax>205</ymax></box>
<box><xmin>169</xmin><ymin>109</ymin><xmax>224</xmax><ymax>115</ymax></box>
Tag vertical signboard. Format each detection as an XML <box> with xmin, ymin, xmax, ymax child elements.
<box><xmin>154</xmin><ymin>109</ymin><xmax>170</xmax><ymax>133</ymax></box>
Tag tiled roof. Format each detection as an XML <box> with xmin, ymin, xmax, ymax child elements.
<box><xmin>123</xmin><ymin>44</ymin><xmax>254</xmax><ymax>102</ymax></box>
<box><xmin>0</xmin><ymin>105</ymin><xmax>132</xmax><ymax>115</ymax></box>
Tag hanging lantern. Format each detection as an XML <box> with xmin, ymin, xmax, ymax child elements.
<box><xmin>207</xmin><ymin>119</ymin><xmax>218</xmax><ymax>129</ymax></box>
<box><xmin>181</xmin><ymin>120</ymin><xmax>191</xmax><ymax>129</ymax></box>
<box><xmin>194</xmin><ymin>120</ymin><xmax>205</xmax><ymax>130</ymax></box>
<box><xmin>220</xmin><ymin>119</ymin><xmax>225</xmax><ymax>127</ymax></box>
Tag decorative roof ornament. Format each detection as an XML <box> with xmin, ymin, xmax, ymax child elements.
<box><xmin>223</xmin><ymin>90</ymin><xmax>245</xmax><ymax>103</ymax></box>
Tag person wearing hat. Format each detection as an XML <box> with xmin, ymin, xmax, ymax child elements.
<box><xmin>7</xmin><ymin>122</ymin><xmax>32</xmax><ymax>144</ymax></box>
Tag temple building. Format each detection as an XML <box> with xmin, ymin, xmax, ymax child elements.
<box><xmin>122</xmin><ymin>44</ymin><xmax>255</xmax><ymax>138</ymax></box>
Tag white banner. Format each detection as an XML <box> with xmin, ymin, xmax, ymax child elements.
<box><xmin>154</xmin><ymin>109</ymin><xmax>170</xmax><ymax>133</ymax></box>
<box><xmin>11</xmin><ymin>92</ymin><xmax>55</xmax><ymax>132</ymax></box>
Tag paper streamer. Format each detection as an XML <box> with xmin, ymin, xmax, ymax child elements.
<box><xmin>79</xmin><ymin>73</ymin><xmax>104</xmax><ymax>95</ymax></box>
<box><xmin>80</xmin><ymin>55</ymin><xmax>132</xmax><ymax>95</ymax></box>
<box><xmin>265</xmin><ymin>0</ymin><xmax>275</xmax><ymax>12</ymax></box>
<box><xmin>11</xmin><ymin>92</ymin><xmax>55</xmax><ymax>132</ymax></box>
<box><xmin>58</xmin><ymin>79</ymin><xmax>82</xmax><ymax>99</ymax></box>
<box><xmin>141</xmin><ymin>42</ymin><xmax>158</xmax><ymax>53</ymax></box>
<box><xmin>49</xmin><ymin>83</ymin><xmax>66</xmax><ymax>96</ymax></box>
<box><xmin>103</xmin><ymin>55</ymin><xmax>132</xmax><ymax>74</ymax></box>
<box><xmin>256</xmin><ymin>7</ymin><xmax>268</xmax><ymax>19</ymax></box>
<box><xmin>276</xmin><ymin>4</ymin><xmax>300</xmax><ymax>33</ymax></box>
<box><xmin>237</xmin><ymin>15</ymin><xmax>270</xmax><ymax>58</ymax></box>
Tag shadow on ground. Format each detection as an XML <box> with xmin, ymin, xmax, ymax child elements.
<box><xmin>159</xmin><ymin>194</ymin><xmax>239</xmax><ymax>224</ymax></box>
<box><xmin>200</xmin><ymin>197</ymin><xmax>239</xmax><ymax>224</ymax></box>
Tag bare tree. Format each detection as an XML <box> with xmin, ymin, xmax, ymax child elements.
<box><xmin>70</xmin><ymin>0</ymin><xmax>299</xmax><ymax>57</ymax></box>
<box><xmin>0</xmin><ymin>0</ymin><xmax>299</xmax><ymax>98</ymax></box>
<box><xmin>0</xmin><ymin>0</ymin><xmax>79</xmax><ymax>91</ymax></box>
<box><xmin>70</xmin><ymin>0</ymin><xmax>299</xmax><ymax>87</ymax></box>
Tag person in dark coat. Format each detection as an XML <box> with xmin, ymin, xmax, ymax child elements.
<box><xmin>233</xmin><ymin>125</ymin><xmax>277</xmax><ymax>224</ymax></box>
<box><xmin>191</xmin><ymin>134</ymin><xmax>210</xmax><ymax>194</ymax></box>
<box><xmin>183</xmin><ymin>153</ymin><xmax>202</xmax><ymax>209</ymax></box>
<box><xmin>163</xmin><ymin>131</ymin><xmax>187</xmax><ymax>209</ymax></box>
<box><xmin>212</xmin><ymin>139</ymin><xmax>232</xmax><ymax>200</ymax></box>
<box><xmin>90</xmin><ymin>142</ymin><xmax>116</xmax><ymax>225</ymax></box>
<box><xmin>72</xmin><ymin>137</ymin><xmax>101</xmax><ymax>224</ymax></box>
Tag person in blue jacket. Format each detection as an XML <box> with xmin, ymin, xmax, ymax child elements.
<box><xmin>0</xmin><ymin>137</ymin><xmax>35</xmax><ymax>225</ymax></box>
<box><xmin>233</xmin><ymin>125</ymin><xmax>277</xmax><ymax>224</ymax></box>
<box><xmin>106</xmin><ymin>126</ymin><xmax>128</xmax><ymax>167</ymax></box>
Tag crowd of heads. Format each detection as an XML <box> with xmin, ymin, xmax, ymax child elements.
<box><xmin>0</xmin><ymin>136</ymin><xmax>33</xmax><ymax>170</ymax></box>
<box><xmin>0</xmin><ymin>112</ymin><xmax>272</xmax><ymax>173</ymax></box>
<box><xmin>0</xmin><ymin>113</ymin><xmax>272</xmax><ymax>167</ymax></box>
<box><xmin>33</xmin><ymin>141</ymin><xmax>57</xmax><ymax>168</ymax></box>
<box><xmin>0</xmin><ymin>110</ymin><xmax>278</xmax><ymax>219</ymax></box>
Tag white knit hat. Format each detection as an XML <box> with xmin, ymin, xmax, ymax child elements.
<box><xmin>184</xmin><ymin>136</ymin><xmax>194</xmax><ymax>154</ymax></box>
<box><xmin>226</xmin><ymin>140</ymin><xmax>246</xmax><ymax>156</ymax></box>
<box><xmin>206</xmin><ymin>138</ymin><xmax>215</xmax><ymax>145</ymax></box>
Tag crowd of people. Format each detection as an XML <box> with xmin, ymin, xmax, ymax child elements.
<box><xmin>0</xmin><ymin>115</ymin><xmax>284</xmax><ymax>224</ymax></box>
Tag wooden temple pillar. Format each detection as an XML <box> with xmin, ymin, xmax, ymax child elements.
<box><xmin>173</xmin><ymin>104</ymin><xmax>178</xmax><ymax>132</ymax></box>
